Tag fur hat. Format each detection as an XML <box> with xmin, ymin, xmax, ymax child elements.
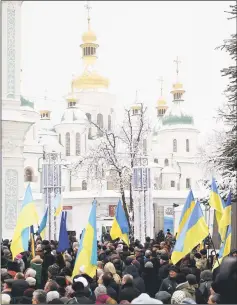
<box><xmin>186</xmin><ymin>274</ymin><xmax>197</xmax><ymax>285</ymax></box>
<box><xmin>144</xmin><ymin>261</ymin><xmax>154</xmax><ymax>268</ymax></box>
<box><xmin>169</xmin><ymin>265</ymin><xmax>179</xmax><ymax>273</ymax></box>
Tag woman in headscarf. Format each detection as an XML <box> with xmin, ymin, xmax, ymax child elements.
<box><xmin>104</xmin><ymin>262</ymin><xmax>121</xmax><ymax>285</ymax></box>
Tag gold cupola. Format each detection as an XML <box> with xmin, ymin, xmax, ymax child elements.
<box><xmin>156</xmin><ymin>77</ymin><xmax>168</xmax><ymax>117</ymax></box>
<box><xmin>72</xmin><ymin>2</ymin><xmax>109</xmax><ymax>91</ymax></box>
<box><xmin>40</xmin><ymin>110</ymin><xmax>51</xmax><ymax>120</ymax></box>
<box><xmin>66</xmin><ymin>79</ymin><xmax>78</xmax><ymax>108</ymax></box>
<box><xmin>171</xmin><ymin>57</ymin><xmax>185</xmax><ymax>100</ymax></box>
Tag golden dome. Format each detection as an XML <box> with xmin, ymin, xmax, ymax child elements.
<box><xmin>72</xmin><ymin>70</ymin><xmax>109</xmax><ymax>90</ymax></box>
<box><xmin>82</xmin><ymin>28</ymin><xmax>97</xmax><ymax>43</ymax></box>
<box><xmin>157</xmin><ymin>97</ymin><xmax>167</xmax><ymax>107</ymax></box>
<box><xmin>173</xmin><ymin>82</ymin><xmax>183</xmax><ymax>89</ymax></box>
<box><xmin>66</xmin><ymin>94</ymin><xmax>77</xmax><ymax>102</ymax></box>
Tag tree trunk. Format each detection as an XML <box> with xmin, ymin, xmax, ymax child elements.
<box><xmin>212</xmin><ymin>211</ymin><xmax>221</xmax><ymax>249</ymax></box>
<box><xmin>118</xmin><ymin>172</ymin><xmax>131</xmax><ymax>231</ymax></box>
<box><xmin>129</xmin><ymin>182</ymin><xmax>134</xmax><ymax>237</ymax></box>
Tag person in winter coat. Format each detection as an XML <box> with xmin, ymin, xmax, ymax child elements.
<box><xmin>172</xmin><ymin>273</ymin><xmax>196</xmax><ymax>303</ymax></box>
<box><xmin>100</xmin><ymin>273</ymin><xmax>118</xmax><ymax>301</ymax></box>
<box><xmin>11</xmin><ymin>279</ymin><xmax>30</xmax><ymax>304</ymax></box>
<box><xmin>94</xmin><ymin>285</ymin><xmax>116</xmax><ymax>304</ymax></box>
<box><xmin>199</xmin><ymin>270</ymin><xmax>213</xmax><ymax>303</ymax></box>
<box><xmin>41</xmin><ymin>245</ymin><xmax>55</xmax><ymax>288</ymax></box>
<box><xmin>141</xmin><ymin>262</ymin><xmax>159</xmax><ymax>298</ymax></box>
<box><xmin>159</xmin><ymin>265</ymin><xmax>178</xmax><ymax>295</ymax></box>
<box><xmin>123</xmin><ymin>265</ymin><xmax>145</xmax><ymax>293</ymax></box>
<box><xmin>158</xmin><ymin>254</ymin><xmax>170</xmax><ymax>282</ymax></box>
<box><xmin>186</xmin><ymin>274</ymin><xmax>204</xmax><ymax>304</ymax></box>
<box><xmin>67</xmin><ymin>281</ymin><xmax>94</xmax><ymax>304</ymax></box>
<box><xmin>30</xmin><ymin>256</ymin><xmax>43</xmax><ymax>289</ymax></box>
<box><xmin>104</xmin><ymin>262</ymin><xmax>121</xmax><ymax>285</ymax></box>
<box><xmin>120</xmin><ymin>275</ymin><xmax>141</xmax><ymax>303</ymax></box>
<box><xmin>155</xmin><ymin>291</ymin><xmax>171</xmax><ymax>304</ymax></box>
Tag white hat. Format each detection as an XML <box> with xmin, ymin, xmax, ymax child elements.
<box><xmin>131</xmin><ymin>293</ymin><xmax>163</xmax><ymax>304</ymax></box>
<box><xmin>25</xmin><ymin>277</ymin><xmax>36</xmax><ymax>287</ymax></box>
<box><xmin>74</xmin><ymin>276</ymin><xmax>88</xmax><ymax>287</ymax></box>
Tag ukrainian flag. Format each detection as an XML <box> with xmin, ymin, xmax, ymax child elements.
<box><xmin>171</xmin><ymin>201</ymin><xmax>209</xmax><ymax>265</ymax></box>
<box><xmin>10</xmin><ymin>184</ymin><xmax>39</xmax><ymax>259</ymax></box>
<box><xmin>213</xmin><ymin>225</ymin><xmax>232</xmax><ymax>270</ymax></box>
<box><xmin>37</xmin><ymin>207</ymin><xmax>48</xmax><ymax>239</ymax></box>
<box><xmin>72</xmin><ymin>200</ymin><xmax>97</xmax><ymax>279</ymax></box>
<box><xmin>176</xmin><ymin>190</ymin><xmax>196</xmax><ymax>237</ymax></box>
<box><xmin>53</xmin><ymin>193</ymin><xmax>63</xmax><ymax>217</ymax></box>
<box><xmin>209</xmin><ymin>178</ymin><xmax>224</xmax><ymax>240</ymax></box>
<box><xmin>219</xmin><ymin>192</ymin><xmax>231</xmax><ymax>229</ymax></box>
<box><xmin>110</xmin><ymin>199</ymin><xmax>129</xmax><ymax>245</ymax></box>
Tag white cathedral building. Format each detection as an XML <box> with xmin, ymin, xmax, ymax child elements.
<box><xmin>2</xmin><ymin>1</ymin><xmax>205</xmax><ymax>240</ymax></box>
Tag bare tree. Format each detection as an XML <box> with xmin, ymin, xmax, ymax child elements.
<box><xmin>70</xmin><ymin>103</ymin><xmax>150</xmax><ymax>234</ymax></box>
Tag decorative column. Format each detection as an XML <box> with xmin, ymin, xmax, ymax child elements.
<box><xmin>2</xmin><ymin>1</ymin><xmax>40</xmax><ymax>239</ymax></box>
<box><xmin>133</xmin><ymin>157</ymin><xmax>154</xmax><ymax>243</ymax></box>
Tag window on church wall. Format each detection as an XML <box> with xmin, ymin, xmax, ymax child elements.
<box><xmin>173</xmin><ymin>139</ymin><xmax>177</xmax><ymax>152</ymax></box>
<box><xmin>65</xmin><ymin>132</ymin><xmax>70</xmax><ymax>156</ymax></box>
<box><xmin>86</xmin><ymin>113</ymin><xmax>91</xmax><ymax>122</ymax></box>
<box><xmin>24</xmin><ymin>167</ymin><xmax>33</xmax><ymax>182</ymax></box>
<box><xmin>164</xmin><ymin>158</ymin><xmax>169</xmax><ymax>166</ymax></box>
<box><xmin>171</xmin><ymin>180</ymin><xmax>175</xmax><ymax>188</ymax></box>
<box><xmin>186</xmin><ymin>139</ymin><xmax>190</xmax><ymax>152</ymax></box>
<box><xmin>59</xmin><ymin>134</ymin><xmax>61</xmax><ymax>144</ymax></box>
<box><xmin>108</xmin><ymin>115</ymin><xmax>112</xmax><ymax>131</ymax></box>
<box><xmin>75</xmin><ymin>133</ymin><xmax>81</xmax><ymax>156</ymax></box>
<box><xmin>97</xmin><ymin>113</ymin><xmax>103</xmax><ymax>137</ymax></box>
<box><xmin>186</xmin><ymin>178</ymin><xmax>191</xmax><ymax>189</ymax></box>
<box><xmin>154</xmin><ymin>158</ymin><xmax>158</xmax><ymax>164</ymax></box>
<box><xmin>82</xmin><ymin>180</ymin><xmax>87</xmax><ymax>190</ymax></box>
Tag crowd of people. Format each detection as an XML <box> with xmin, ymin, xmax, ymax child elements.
<box><xmin>1</xmin><ymin>230</ymin><xmax>237</xmax><ymax>304</ymax></box>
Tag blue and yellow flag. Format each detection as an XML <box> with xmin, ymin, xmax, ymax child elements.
<box><xmin>37</xmin><ymin>207</ymin><xmax>48</xmax><ymax>239</ymax></box>
<box><xmin>110</xmin><ymin>200</ymin><xmax>129</xmax><ymax>245</ymax></box>
<box><xmin>171</xmin><ymin>201</ymin><xmax>209</xmax><ymax>265</ymax></box>
<box><xmin>53</xmin><ymin>193</ymin><xmax>63</xmax><ymax>217</ymax></box>
<box><xmin>10</xmin><ymin>184</ymin><xmax>39</xmax><ymax>259</ymax></box>
<box><xmin>213</xmin><ymin>225</ymin><xmax>232</xmax><ymax>270</ymax></box>
<box><xmin>219</xmin><ymin>192</ymin><xmax>231</xmax><ymax>229</ymax></box>
<box><xmin>30</xmin><ymin>226</ymin><xmax>35</xmax><ymax>258</ymax></box>
<box><xmin>176</xmin><ymin>190</ymin><xmax>196</xmax><ymax>237</ymax></box>
<box><xmin>209</xmin><ymin>178</ymin><xmax>224</xmax><ymax>240</ymax></box>
<box><xmin>72</xmin><ymin>200</ymin><xmax>97</xmax><ymax>279</ymax></box>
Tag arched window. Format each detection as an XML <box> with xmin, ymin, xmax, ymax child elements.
<box><xmin>59</xmin><ymin>134</ymin><xmax>61</xmax><ymax>144</ymax></box>
<box><xmin>186</xmin><ymin>139</ymin><xmax>190</xmax><ymax>152</ymax></box>
<box><xmin>86</xmin><ymin>113</ymin><xmax>92</xmax><ymax>139</ymax></box>
<box><xmin>82</xmin><ymin>180</ymin><xmax>87</xmax><ymax>190</ymax></box>
<box><xmin>173</xmin><ymin>139</ymin><xmax>177</xmax><ymax>152</ymax></box>
<box><xmin>75</xmin><ymin>133</ymin><xmax>81</xmax><ymax>156</ymax></box>
<box><xmin>186</xmin><ymin>178</ymin><xmax>191</xmax><ymax>189</ymax></box>
<box><xmin>164</xmin><ymin>158</ymin><xmax>169</xmax><ymax>166</ymax></box>
<box><xmin>171</xmin><ymin>180</ymin><xmax>175</xmax><ymax>188</ymax></box>
<box><xmin>143</xmin><ymin>139</ymin><xmax>147</xmax><ymax>155</ymax></box>
<box><xmin>24</xmin><ymin>167</ymin><xmax>33</xmax><ymax>182</ymax></box>
<box><xmin>97</xmin><ymin>113</ymin><xmax>103</xmax><ymax>136</ymax></box>
<box><xmin>154</xmin><ymin>158</ymin><xmax>158</xmax><ymax>164</ymax></box>
<box><xmin>65</xmin><ymin>132</ymin><xmax>70</xmax><ymax>156</ymax></box>
<box><xmin>108</xmin><ymin>115</ymin><xmax>112</xmax><ymax>131</ymax></box>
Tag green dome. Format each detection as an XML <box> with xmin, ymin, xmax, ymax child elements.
<box><xmin>162</xmin><ymin>100</ymin><xmax>194</xmax><ymax>126</ymax></box>
<box><xmin>20</xmin><ymin>95</ymin><xmax>34</xmax><ymax>109</ymax></box>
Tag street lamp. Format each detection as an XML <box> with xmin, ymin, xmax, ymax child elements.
<box><xmin>132</xmin><ymin>155</ymin><xmax>154</xmax><ymax>242</ymax></box>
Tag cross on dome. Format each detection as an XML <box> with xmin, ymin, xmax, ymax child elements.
<box><xmin>174</xmin><ymin>56</ymin><xmax>181</xmax><ymax>80</ymax></box>
<box><xmin>85</xmin><ymin>1</ymin><xmax>92</xmax><ymax>26</ymax></box>
<box><xmin>158</xmin><ymin>76</ymin><xmax>164</xmax><ymax>96</ymax></box>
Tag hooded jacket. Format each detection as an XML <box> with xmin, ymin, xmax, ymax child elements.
<box><xmin>11</xmin><ymin>280</ymin><xmax>30</xmax><ymax>304</ymax></box>
<box><xmin>123</xmin><ymin>265</ymin><xmax>145</xmax><ymax>293</ymax></box>
<box><xmin>199</xmin><ymin>270</ymin><xmax>212</xmax><ymax>303</ymax></box>
<box><xmin>173</xmin><ymin>281</ymin><xmax>196</xmax><ymax>301</ymax></box>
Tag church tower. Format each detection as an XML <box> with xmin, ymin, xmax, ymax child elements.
<box><xmin>156</xmin><ymin>77</ymin><xmax>168</xmax><ymax>118</ymax></box>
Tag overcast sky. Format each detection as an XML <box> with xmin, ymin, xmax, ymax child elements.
<box><xmin>21</xmin><ymin>1</ymin><xmax>235</xmax><ymax>135</ymax></box>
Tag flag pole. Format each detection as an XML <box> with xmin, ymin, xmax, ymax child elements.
<box><xmin>208</xmin><ymin>232</ymin><xmax>220</xmax><ymax>266</ymax></box>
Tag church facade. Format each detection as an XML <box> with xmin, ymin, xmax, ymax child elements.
<box><xmin>2</xmin><ymin>1</ymin><xmax>206</xmax><ymax>240</ymax></box>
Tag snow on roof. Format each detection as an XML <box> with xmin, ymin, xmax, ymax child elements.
<box><xmin>162</xmin><ymin>166</ymin><xmax>179</xmax><ymax>174</ymax></box>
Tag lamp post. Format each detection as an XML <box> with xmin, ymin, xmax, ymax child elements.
<box><xmin>132</xmin><ymin>155</ymin><xmax>154</xmax><ymax>242</ymax></box>
<box><xmin>42</xmin><ymin>151</ymin><xmax>62</xmax><ymax>240</ymax></box>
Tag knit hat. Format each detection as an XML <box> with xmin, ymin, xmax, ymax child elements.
<box><xmin>48</xmin><ymin>264</ymin><xmax>59</xmax><ymax>277</ymax></box>
<box><xmin>155</xmin><ymin>291</ymin><xmax>171</xmax><ymax>304</ymax></box>
<box><xmin>144</xmin><ymin>261</ymin><xmax>154</xmax><ymax>268</ymax></box>
<box><xmin>46</xmin><ymin>291</ymin><xmax>60</xmax><ymax>303</ymax></box>
<box><xmin>25</xmin><ymin>277</ymin><xmax>36</xmax><ymax>287</ymax></box>
<box><xmin>194</xmin><ymin>253</ymin><xmax>201</xmax><ymax>259</ymax></box>
<box><xmin>169</xmin><ymin>265</ymin><xmax>179</xmax><ymax>273</ymax></box>
<box><xmin>131</xmin><ymin>293</ymin><xmax>162</xmax><ymax>304</ymax></box>
<box><xmin>200</xmin><ymin>249</ymin><xmax>207</xmax><ymax>256</ymax></box>
<box><xmin>180</xmin><ymin>267</ymin><xmax>191</xmax><ymax>276</ymax></box>
<box><xmin>73</xmin><ymin>275</ymin><xmax>88</xmax><ymax>287</ymax></box>
<box><xmin>200</xmin><ymin>270</ymin><xmax>213</xmax><ymax>282</ymax></box>
<box><xmin>171</xmin><ymin>291</ymin><xmax>186</xmax><ymax>304</ymax></box>
<box><xmin>186</xmin><ymin>274</ymin><xmax>197</xmax><ymax>285</ymax></box>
